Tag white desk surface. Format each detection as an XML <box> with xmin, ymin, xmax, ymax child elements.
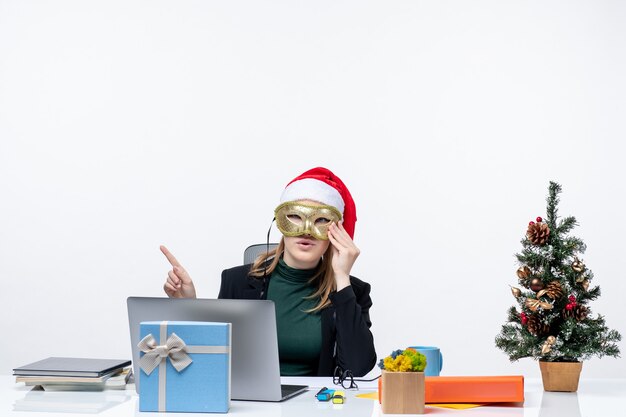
<box><xmin>2</xmin><ymin>375</ymin><xmax>625</xmax><ymax>417</ymax></box>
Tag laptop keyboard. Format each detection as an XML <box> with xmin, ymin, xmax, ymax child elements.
<box><xmin>281</xmin><ymin>384</ymin><xmax>308</xmax><ymax>398</ymax></box>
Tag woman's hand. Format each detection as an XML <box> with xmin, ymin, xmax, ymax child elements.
<box><xmin>160</xmin><ymin>245</ymin><xmax>197</xmax><ymax>298</ymax></box>
<box><xmin>327</xmin><ymin>221</ymin><xmax>360</xmax><ymax>291</ymax></box>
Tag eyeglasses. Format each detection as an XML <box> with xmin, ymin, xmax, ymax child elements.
<box><xmin>333</xmin><ymin>366</ymin><xmax>359</xmax><ymax>390</ymax></box>
<box><xmin>332</xmin><ymin>366</ymin><xmax>382</xmax><ymax>391</ymax></box>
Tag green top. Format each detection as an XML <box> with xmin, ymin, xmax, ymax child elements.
<box><xmin>266</xmin><ymin>258</ymin><xmax>322</xmax><ymax>376</ymax></box>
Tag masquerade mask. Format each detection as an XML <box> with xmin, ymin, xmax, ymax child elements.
<box><xmin>274</xmin><ymin>202</ymin><xmax>342</xmax><ymax>240</ymax></box>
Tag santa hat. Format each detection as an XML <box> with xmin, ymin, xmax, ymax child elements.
<box><xmin>280</xmin><ymin>167</ymin><xmax>357</xmax><ymax>238</ymax></box>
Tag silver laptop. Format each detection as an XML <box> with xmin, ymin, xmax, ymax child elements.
<box><xmin>126</xmin><ymin>297</ymin><xmax>308</xmax><ymax>401</ymax></box>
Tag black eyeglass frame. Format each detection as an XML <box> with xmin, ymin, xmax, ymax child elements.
<box><xmin>332</xmin><ymin>366</ymin><xmax>381</xmax><ymax>390</ymax></box>
<box><xmin>333</xmin><ymin>366</ymin><xmax>358</xmax><ymax>389</ymax></box>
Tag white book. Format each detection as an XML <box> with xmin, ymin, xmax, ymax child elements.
<box><xmin>13</xmin><ymin>388</ymin><xmax>131</xmax><ymax>414</ymax></box>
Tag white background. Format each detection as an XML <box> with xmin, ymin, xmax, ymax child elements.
<box><xmin>1</xmin><ymin>0</ymin><xmax>624</xmax><ymax>379</ymax></box>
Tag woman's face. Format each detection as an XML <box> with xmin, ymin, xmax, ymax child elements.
<box><xmin>283</xmin><ymin>235</ymin><xmax>330</xmax><ymax>270</ymax></box>
<box><xmin>280</xmin><ymin>199</ymin><xmax>332</xmax><ymax>269</ymax></box>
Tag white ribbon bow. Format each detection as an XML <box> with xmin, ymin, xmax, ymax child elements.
<box><xmin>138</xmin><ymin>332</ymin><xmax>192</xmax><ymax>375</ymax></box>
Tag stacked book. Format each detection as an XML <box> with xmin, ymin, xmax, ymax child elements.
<box><xmin>13</xmin><ymin>357</ymin><xmax>132</xmax><ymax>391</ymax></box>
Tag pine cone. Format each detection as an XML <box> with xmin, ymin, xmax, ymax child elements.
<box><xmin>527</xmin><ymin>222</ymin><xmax>550</xmax><ymax>245</ymax></box>
<box><xmin>563</xmin><ymin>309</ymin><xmax>572</xmax><ymax>319</ymax></box>
<box><xmin>575</xmin><ymin>305</ymin><xmax>589</xmax><ymax>321</ymax></box>
<box><xmin>527</xmin><ymin>314</ymin><xmax>550</xmax><ymax>336</ymax></box>
<box><xmin>544</xmin><ymin>281</ymin><xmax>563</xmax><ymax>299</ymax></box>
<box><xmin>562</xmin><ymin>305</ymin><xmax>581</xmax><ymax>320</ymax></box>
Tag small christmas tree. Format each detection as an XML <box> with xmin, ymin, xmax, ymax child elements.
<box><xmin>495</xmin><ymin>182</ymin><xmax>621</xmax><ymax>362</ymax></box>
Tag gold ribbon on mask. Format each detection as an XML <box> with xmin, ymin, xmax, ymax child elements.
<box><xmin>138</xmin><ymin>321</ymin><xmax>230</xmax><ymax>412</ymax></box>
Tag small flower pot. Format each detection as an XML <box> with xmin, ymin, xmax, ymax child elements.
<box><xmin>539</xmin><ymin>360</ymin><xmax>583</xmax><ymax>392</ymax></box>
<box><xmin>381</xmin><ymin>370</ymin><xmax>425</xmax><ymax>414</ymax></box>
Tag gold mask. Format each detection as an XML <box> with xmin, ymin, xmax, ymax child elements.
<box><xmin>274</xmin><ymin>202</ymin><xmax>342</xmax><ymax>240</ymax></box>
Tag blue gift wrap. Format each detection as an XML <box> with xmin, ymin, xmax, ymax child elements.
<box><xmin>138</xmin><ymin>321</ymin><xmax>231</xmax><ymax>413</ymax></box>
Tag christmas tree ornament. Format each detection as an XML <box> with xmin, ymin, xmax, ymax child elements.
<box><xmin>575</xmin><ymin>305</ymin><xmax>589</xmax><ymax>321</ymax></box>
<box><xmin>539</xmin><ymin>301</ymin><xmax>553</xmax><ymax>310</ymax></box>
<box><xmin>510</xmin><ymin>286</ymin><xmax>522</xmax><ymax>298</ymax></box>
<box><xmin>571</xmin><ymin>257</ymin><xmax>585</xmax><ymax>273</ymax></box>
<box><xmin>527</xmin><ymin>315</ymin><xmax>549</xmax><ymax>336</ymax></box>
<box><xmin>520</xmin><ymin>312</ymin><xmax>528</xmax><ymax>325</ymax></box>
<box><xmin>541</xmin><ymin>336</ymin><xmax>556</xmax><ymax>355</ymax></box>
<box><xmin>568</xmin><ymin>295</ymin><xmax>576</xmax><ymax>303</ymax></box>
<box><xmin>516</xmin><ymin>266</ymin><xmax>532</xmax><ymax>287</ymax></box>
<box><xmin>528</xmin><ymin>221</ymin><xmax>535</xmax><ymax>226</ymax></box>
<box><xmin>575</xmin><ymin>275</ymin><xmax>585</xmax><ymax>283</ymax></box>
<box><xmin>527</xmin><ymin>222</ymin><xmax>550</xmax><ymax>245</ymax></box>
<box><xmin>536</xmin><ymin>216</ymin><xmax>543</xmax><ymax>222</ymax></box>
<box><xmin>563</xmin><ymin>302</ymin><xmax>580</xmax><ymax>318</ymax></box>
<box><xmin>516</xmin><ymin>266</ymin><xmax>531</xmax><ymax>280</ymax></box>
<box><xmin>525</xmin><ymin>298</ymin><xmax>541</xmax><ymax>312</ymax></box>
<box><xmin>543</xmin><ymin>281</ymin><xmax>563</xmax><ymax>299</ymax></box>
<box><xmin>530</xmin><ymin>278</ymin><xmax>545</xmax><ymax>292</ymax></box>
<box><xmin>581</xmin><ymin>279</ymin><xmax>589</xmax><ymax>291</ymax></box>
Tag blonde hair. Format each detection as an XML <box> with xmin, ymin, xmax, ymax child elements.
<box><xmin>248</xmin><ymin>237</ymin><xmax>336</xmax><ymax>313</ymax></box>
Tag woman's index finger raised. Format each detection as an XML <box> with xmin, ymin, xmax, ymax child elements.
<box><xmin>160</xmin><ymin>245</ymin><xmax>182</xmax><ymax>268</ymax></box>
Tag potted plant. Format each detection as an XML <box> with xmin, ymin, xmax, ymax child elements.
<box><xmin>378</xmin><ymin>348</ymin><xmax>427</xmax><ymax>414</ymax></box>
<box><xmin>495</xmin><ymin>182</ymin><xmax>621</xmax><ymax>392</ymax></box>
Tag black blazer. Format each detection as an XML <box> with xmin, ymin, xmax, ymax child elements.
<box><xmin>217</xmin><ymin>264</ymin><xmax>377</xmax><ymax>376</ymax></box>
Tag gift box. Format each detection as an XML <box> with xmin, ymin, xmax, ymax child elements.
<box><xmin>138</xmin><ymin>321</ymin><xmax>231</xmax><ymax>413</ymax></box>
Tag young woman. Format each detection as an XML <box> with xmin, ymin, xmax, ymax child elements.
<box><xmin>161</xmin><ymin>167</ymin><xmax>376</xmax><ymax>377</ymax></box>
